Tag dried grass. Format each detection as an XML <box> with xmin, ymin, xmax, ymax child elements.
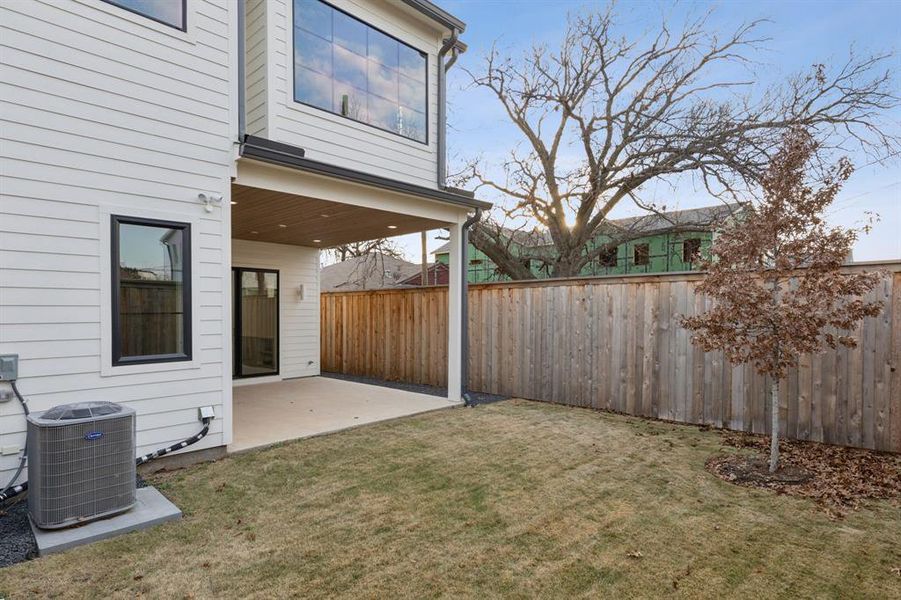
<box><xmin>1</xmin><ymin>400</ymin><xmax>898</xmax><ymax>599</ymax></box>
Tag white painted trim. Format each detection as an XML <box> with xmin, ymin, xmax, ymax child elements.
<box><xmin>77</xmin><ymin>0</ymin><xmax>198</xmax><ymax>45</ymax></box>
<box><xmin>221</xmin><ymin>182</ymin><xmax>234</xmax><ymax>445</ymax></box>
<box><xmin>446</xmin><ymin>219</ymin><xmax>463</xmax><ymax>402</ymax></box>
<box><xmin>228</xmin><ymin>0</ymin><xmax>239</xmax><ymax>143</ymax></box>
<box><xmin>98</xmin><ymin>204</ymin><xmax>203</xmax><ymax>377</ymax></box>
<box><xmin>265</xmin><ymin>0</ymin><xmax>279</xmax><ymax>136</ymax></box>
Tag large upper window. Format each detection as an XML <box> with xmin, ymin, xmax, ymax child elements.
<box><xmin>111</xmin><ymin>216</ymin><xmax>191</xmax><ymax>366</ymax></box>
<box><xmin>293</xmin><ymin>0</ymin><xmax>428</xmax><ymax>143</ymax></box>
<box><xmin>104</xmin><ymin>0</ymin><xmax>186</xmax><ymax>31</ymax></box>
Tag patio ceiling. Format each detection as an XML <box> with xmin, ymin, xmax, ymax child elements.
<box><xmin>231</xmin><ymin>183</ymin><xmax>449</xmax><ymax>248</ymax></box>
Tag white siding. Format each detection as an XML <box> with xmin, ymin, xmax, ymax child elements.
<box><xmin>232</xmin><ymin>240</ymin><xmax>320</xmax><ymax>380</ymax></box>
<box><xmin>0</xmin><ymin>0</ymin><xmax>235</xmax><ymax>483</ymax></box>
<box><xmin>264</xmin><ymin>0</ymin><xmax>443</xmax><ymax>188</ymax></box>
<box><xmin>245</xmin><ymin>0</ymin><xmax>269</xmax><ymax>137</ymax></box>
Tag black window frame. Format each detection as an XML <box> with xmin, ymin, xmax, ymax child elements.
<box><xmin>232</xmin><ymin>267</ymin><xmax>280</xmax><ymax>379</ymax></box>
<box><xmin>111</xmin><ymin>215</ymin><xmax>193</xmax><ymax>367</ymax></box>
<box><xmin>291</xmin><ymin>0</ymin><xmax>429</xmax><ymax>145</ymax></box>
<box><xmin>102</xmin><ymin>0</ymin><xmax>188</xmax><ymax>32</ymax></box>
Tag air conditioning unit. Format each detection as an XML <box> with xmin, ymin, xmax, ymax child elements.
<box><xmin>27</xmin><ymin>401</ymin><xmax>136</xmax><ymax>529</ymax></box>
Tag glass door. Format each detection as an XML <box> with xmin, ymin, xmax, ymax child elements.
<box><xmin>233</xmin><ymin>268</ymin><xmax>279</xmax><ymax>378</ymax></box>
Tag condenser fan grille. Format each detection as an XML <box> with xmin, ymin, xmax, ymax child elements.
<box><xmin>28</xmin><ymin>403</ymin><xmax>136</xmax><ymax>529</ymax></box>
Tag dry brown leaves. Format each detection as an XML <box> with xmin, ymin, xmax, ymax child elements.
<box><xmin>711</xmin><ymin>431</ymin><xmax>901</xmax><ymax>518</ymax></box>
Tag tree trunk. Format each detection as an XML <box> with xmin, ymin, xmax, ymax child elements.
<box><xmin>769</xmin><ymin>378</ymin><xmax>780</xmax><ymax>473</ymax></box>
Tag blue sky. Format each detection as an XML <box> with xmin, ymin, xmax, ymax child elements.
<box><xmin>389</xmin><ymin>0</ymin><xmax>900</xmax><ymax>263</ymax></box>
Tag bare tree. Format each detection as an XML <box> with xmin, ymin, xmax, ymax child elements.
<box><xmin>460</xmin><ymin>6</ymin><xmax>898</xmax><ymax>279</ymax></box>
<box><xmin>334</xmin><ymin>252</ymin><xmax>413</xmax><ymax>290</ymax></box>
<box><xmin>328</xmin><ymin>238</ymin><xmax>404</xmax><ymax>263</ymax></box>
<box><xmin>681</xmin><ymin>129</ymin><xmax>883</xmax><ymax>473</ymax></box>
<box><xmin>324</xmin><ymin>239</ymin><xmax>411</xmax><ymax>290</ymax></box>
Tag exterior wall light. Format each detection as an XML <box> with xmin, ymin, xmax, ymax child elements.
<box><xmin>198</xmin><ymin>192</ymin><xmax>223</xmax><ymax>213</ymax></box>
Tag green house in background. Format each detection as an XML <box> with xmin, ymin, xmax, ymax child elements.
<box><xmin>433</xmin><ymin>204</ymin><xmax>741</xmax><ymax>283</ymax></box>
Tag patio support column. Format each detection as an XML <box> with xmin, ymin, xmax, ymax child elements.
<box><xmin>446</xmin><ymin>220</ymin><xmax>463</xmax><ymax>402</ymax></box>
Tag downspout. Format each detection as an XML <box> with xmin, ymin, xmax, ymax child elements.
<box><xmin>437</xmin><ymin>28</ymin><xmax>461</xmax><ymax>188</ymax></box>
<box><xmin>237</xmin><ymin>0</ymin><xmax>246</xmax><ymax>141</ymax></box>
<box><xmin>461</xmin><ymin>208</ymin><xmax>482</xmax><ymax>405</ymax></box>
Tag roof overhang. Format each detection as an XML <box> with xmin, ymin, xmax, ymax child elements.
<box><xmin>240</xmin><ymin>136</ymin><xmax>490</xmax><ymax>212</ymax></box>
<box><xmin>398</xmin><ymin>0</ymin><xmax>466</xmax><ymax>32</ymax></box>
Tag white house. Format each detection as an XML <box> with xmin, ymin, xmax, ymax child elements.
<box><xmin>0</xmin><ymin>0</ymin><xmax>487</xmax><ymax>484</ymax></box>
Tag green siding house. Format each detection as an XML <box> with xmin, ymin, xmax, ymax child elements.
<box><xmin>434</xmin><ymin>204</ymin><xmax>740</xmax><ymax>283</ymax></box>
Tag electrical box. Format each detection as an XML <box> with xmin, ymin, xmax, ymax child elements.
<box><xmin>0</xmin><ymin>354</ymin><xmax>18</xmax><ymax>381</ymax></box>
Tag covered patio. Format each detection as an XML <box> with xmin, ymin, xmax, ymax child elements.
<box><xmin>225</xmin><ymin>137</ymin><xmax>489</xmax><ymax>452</ymax></box>
<box><xmin>229</xmin><ymin>376</ymin><xmax>457</xmax><ymax>452</ymax></box>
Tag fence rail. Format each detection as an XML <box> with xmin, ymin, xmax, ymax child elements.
<box><xmin>321</xmin><ymin>262</ymin><xmax>901</xmax><ymax>452</ymax></box>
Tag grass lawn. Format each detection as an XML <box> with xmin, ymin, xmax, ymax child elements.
<box><xmin>1</xmin><ymin>399</ymin><xmax>899</xmax><ymax>598</ymax></box>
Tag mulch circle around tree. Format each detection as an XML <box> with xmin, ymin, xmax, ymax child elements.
<box><xmin>706</xmin><ymin>432</ymin><xmax>901</xmax><ymax>518</ymax></box>
<box><xmin>707</xmin><ymin>454</ymin><xmax>811</xmax><ymax>486</ymax></box>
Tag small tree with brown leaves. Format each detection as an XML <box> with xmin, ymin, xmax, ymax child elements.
<box><xmin>681</xmin><ymin>129</ymin><xmax>882</xmax><ymax>473</ymax></box>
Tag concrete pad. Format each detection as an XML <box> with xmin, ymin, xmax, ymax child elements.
<box><xmin>230</xmin><ymin>376</ymin><xmax>460</xmax><ymax>453</ymax></box>
<box><xmin>30</xmin><ymin>487</ymin><xmax>181</xmax><ymax>556</ymax></box>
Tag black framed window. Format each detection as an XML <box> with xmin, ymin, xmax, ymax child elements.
<box><xmin>233</xmin><ymin>268</ymin><xmax>279</xmax><ymax>378</ymax></box>
<box><xmin>103</xmin><ymin>0</ymin><xmax>187</xmax><ymax>31</ymax></box>
<box><xmin>293</xmin><ymin>0</ymin><xmax>428</xmax><ymax>143</ymax></box>
<box><xmin>111</xmin><ymin>215</ymin><xmax>191</xmax><ymax>366</ymax></box>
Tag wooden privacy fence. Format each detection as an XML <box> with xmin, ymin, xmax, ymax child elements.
<box><xmin>321</xmin><ymin>286</ymin><xmax>448</xmax><ymax>387</ymax></box>
<box><xmin>321</xmin><ymin>262</ymin><xmax>901</xmax><ymax>452</ymax></box>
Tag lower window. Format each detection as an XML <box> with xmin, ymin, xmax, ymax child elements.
<box><xmin>111</xmin><ymin>215</ymin><xmax>192</xmax><ymax>366</ymax></box>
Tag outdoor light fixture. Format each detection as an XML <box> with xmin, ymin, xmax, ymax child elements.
<box><xmin>278</xmin><ymin>224</ymin><xmax>287</xmax><ymax>228</ymax></box>
<box><xmin>230</xmin><ymin>201</ymin><xmax>237</xmax><ymax>205</ymax></box>
<box><xmin>198</xmin><ymin>192</ymin><xmax>223</xmax><ymax>213</ymax></box>
<box><xmin>313</xmin><ymin>239</ymin><xmax>321</xmax><ymax>243</ymax></box>
<box><xmin>387</xmin><ymin>225</ymin><xmax>398</xmax><ymax>229</ymax></box>
<box><xmin>297</xmin><ymin>284</ymin><xmax>305</xmax><ymax>300</ymax></box>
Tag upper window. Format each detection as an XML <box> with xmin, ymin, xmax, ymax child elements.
<box><xmin>293</xmin><ymin>0</ymin><xmax>428</xmax><ymax>143</ymax></box>
<box><xmin>600</xmin><ymin>246</ymin><xmax>618</xmax><ymax>267</ymax></box>
<box><xmin>104</xmin><ymin>0</ymin><xmax>186</xmax><ymax>31</ymax></box>
<box><xmin>111</xmin><ymin>216</ymin><xmax>191</xmax><ymax>366</ymax></box>
<box><xmin>633</xmin><ymin>243</ymin><xmax>650</xmax><ymax>266</ymax></box>
<box><xmin>682</xmin><ymin>238</ymin><xmax>702</xmax><ymax>263</ymax></box>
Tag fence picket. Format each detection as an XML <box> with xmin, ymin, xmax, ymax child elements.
<box><xmin>321</xmin><ymin>264</ymin><xmax>900</xmax><ymax>452</ymax></box>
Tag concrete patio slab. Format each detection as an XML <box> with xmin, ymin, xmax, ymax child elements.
<box><xmin>230</xmin><ymin>376</ymin><xmax>460</xmax><ymax>453</ymax></box>
<box><xmin>30</xmin><ymin>487</ymin><xmax>181</xmax><ymax>556</ymax></box>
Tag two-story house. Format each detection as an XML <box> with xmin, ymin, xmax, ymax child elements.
<box><xmin>0</xmin><ymin>0</ymin><xmax>488</xmax><ymax>485</ymax></box>
<box><xmin>433</xmin><ymin>204</ymin><xmax>741</xmax><ymax>282</ymax></box>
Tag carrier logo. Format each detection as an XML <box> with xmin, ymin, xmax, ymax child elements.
<box><xmin>84</xmin><ymin>431</ymin><xmax>104</xmax><ymax>441</ymax></box>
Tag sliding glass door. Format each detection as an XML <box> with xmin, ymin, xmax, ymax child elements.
<box><xmin>233</xmin><ymin>268</ymin><xmax>279</xmax><ymax>378</ymax></box>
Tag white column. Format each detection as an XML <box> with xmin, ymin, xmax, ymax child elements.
<box><xmin>446</xmin><ymin>220</ymin><xmax>463</xmax><ymax>402</ymax></box>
